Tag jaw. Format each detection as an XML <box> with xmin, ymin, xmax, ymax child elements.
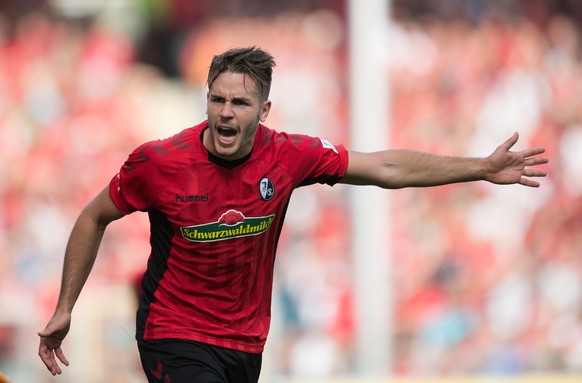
<box><xmin>206</xmin><ymin>126</ymin><xmax>248</xmax><ymax>160</ymax></box>
<box><xmin>204</xmin><ymin>120</ymin><xmax>259</xmax><ymax>160</ymax></box>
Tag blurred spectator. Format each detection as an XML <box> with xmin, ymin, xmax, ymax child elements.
<box><xmin>387</xmin><ymin>2</ymin><xmax>582</xmax><ymax>376</ymax></box>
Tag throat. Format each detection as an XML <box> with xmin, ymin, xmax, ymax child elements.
<box><xmin>207</xmin><ymin>150</ymin><xmax>252</xmax><ymax>169</ymax></box>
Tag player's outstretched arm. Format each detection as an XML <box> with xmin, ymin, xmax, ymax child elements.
<box><xmin>38</xmin><ymin>186</ymin><xmax>124</xmax><ymax>375</ymax></box>
<box><xmin>340</xmin><ymin>132</ymin><xmax>548</xmax><ymax>188</ymax></box>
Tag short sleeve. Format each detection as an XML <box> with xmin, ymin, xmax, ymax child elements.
<box><xmin>280</xmin><ymin>133</ymin><xmax>349</xmax><ymax>187</ymax></box>
<box><xmin>109</xmin><ymin>142</ymin><xmax>159</xmax><ymax>214</ymax></box>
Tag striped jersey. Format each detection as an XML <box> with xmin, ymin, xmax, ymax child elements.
<box><xmin>108</xmin><ymin>121</ymin><xmax>349</xmax><ymax>353</ymax></box>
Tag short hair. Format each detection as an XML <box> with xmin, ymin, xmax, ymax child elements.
<box><xmin>207</xmin><ymin>46</ymin><xmax>276</xmax><ymax>101</ymax></box>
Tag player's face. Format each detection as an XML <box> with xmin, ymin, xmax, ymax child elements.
<box><xmin>205</xmin><ymin>71</ymin><xmax>271</xmax><ymax>161</ymax></box>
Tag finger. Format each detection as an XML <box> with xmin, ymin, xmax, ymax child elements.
<box><xmin>39</xmin><ymin>346</ymin><xmax>60</xmax><ymax>375</ymax></box>
<box><xmin>47</xmin><ymin>354</ymin><xmax>63</xmax><ymax>375</ymax></box>
<box><xmin>524</xmin><ymin>157</ymin><xmax>549</xmax><ymax>167</ymax></box>
<box><xmin>523</xmin><ymin>168</ymin><xmax>547</xmax><ymax>178</ymax></box>
<box><xmin>54</xmin><ymin>347</ymin><xmax>69</xmax><ymax>367</ymax></box>
<box><xmin>499</xmin><ymin>132</ymin><xmax>519</xmax><ymax>151</ymax></box>
<box><xmin>520</xmin><ymin>147</ymin><xmax>546</xmax><ymax>159</ymax></box>
<box><xmin>39</xmin><ymin>335</ymin><xmax>66</xmax><ymax>375</ymax></box>
<box><xmin>519</xmin><ymin>177</ymin><xmax>541</xmax><ymax>187</ymax></box>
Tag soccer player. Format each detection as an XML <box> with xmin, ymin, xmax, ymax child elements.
<box><xmin>38</xmin><ymin>46</ymin><xmax>548</xmax><ymax>382</ymax></box>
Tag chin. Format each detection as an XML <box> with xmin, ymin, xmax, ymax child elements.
<box><xmin>215</xmin><ymin>147</ymin><xmax>240</xmax><ymax>160</ymax></box>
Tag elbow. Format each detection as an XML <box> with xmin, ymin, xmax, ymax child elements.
<box><xmin>78</xmin><ymin>207</ymin><xmax>112</xmax><ymax>233</ymax></box>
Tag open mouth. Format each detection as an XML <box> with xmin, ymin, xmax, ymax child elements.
<box><xmin>217</xmin><ymin>127</ymin><xmax>238</xmax><ymax>144</ymax></box>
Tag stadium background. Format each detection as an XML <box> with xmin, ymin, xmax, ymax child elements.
<box><xmin>0</xmin><ymin>0</ymin><xmax>580</xmax><ymax>382</ymax></box>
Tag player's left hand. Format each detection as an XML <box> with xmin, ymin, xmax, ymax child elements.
<box><xmin>485</xmin><ymin>132</ymin><xmax>548</xmax><ymax>187</ymax></box>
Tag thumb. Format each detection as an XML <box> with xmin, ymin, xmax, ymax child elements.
<box><xmin>38</xmin><ymin>323</ymin><xmax>64</xmax><ymax>339</ymax></box>
<box><xmin>499</xmin><ymin>131</ymin><xmax>519</xmax><ymax>151</ymax></box>
<box><xmin>38</xmin><ymin>311</ymin><xmax>72</xmax><ymax>338</ymax></box>
<box><xmin>38</xmin><ymin>327</ymin><xmax>66</xmax><ymax>340</ymax></box>
<box><xmin>38</xmin><ymin>323</ymin><xmax>57</xmax><ymax>338</ymax></box>
<box><xmin>38</xmin><ymin>330</ymin><xmax>51</xmax><ymax>338</ymax></box>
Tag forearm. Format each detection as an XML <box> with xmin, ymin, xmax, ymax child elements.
<box><xmin>383</xmin><ymin>150</ymin><xmax>487</xmax><ymax>188</ymax></box>
<box><xmin>343</xmin><ymin>149</ymin><xmax>488</xmax><ymax>188</ymax></box>
<box><xmin>55</xmin><ymin>210</ymin><xmax>107</xmax><ymax>314</ymax></box>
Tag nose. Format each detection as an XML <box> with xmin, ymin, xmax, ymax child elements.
<box><xmin>219</xmin><ymin>102</ymin><xmax>234</xmax><ymax>119</ymax></box>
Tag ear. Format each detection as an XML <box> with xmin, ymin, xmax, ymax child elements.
<box><xmin>259</xmin><ymin>100</ymin><xmax>272</xmax><ymax>122</ymax></box>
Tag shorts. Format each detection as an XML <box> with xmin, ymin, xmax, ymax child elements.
<box><xmin>137</xmin><ymin>339</ymin><xmax>262</xmax><ymax>383</ymax></box>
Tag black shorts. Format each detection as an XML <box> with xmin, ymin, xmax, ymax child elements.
<box><xmin>137</xmin><ymin>339</ymin><xmax>262</xmax><ymax>383</ymax></box>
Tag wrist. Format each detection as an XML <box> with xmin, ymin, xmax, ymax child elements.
<box><xmin>54</xmin><ymin>301</ymin><xmax>74</xmax><ymax>316</ymax></box>
<box><xmin>478</xmin><ymin>157</ymin><xmax>491</xmax><ymax>181</ymax></box>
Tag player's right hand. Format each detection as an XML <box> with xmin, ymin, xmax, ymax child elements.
<box><xmin>38</xmin><ymin>312</ymin><xmax>71</xmax><ymax>375</ymax></box>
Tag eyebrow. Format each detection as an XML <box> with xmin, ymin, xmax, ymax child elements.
<box><xmin>209</xmin><ymin>92</ymin><xmax>253</xmax><ymax>103</ymax></box>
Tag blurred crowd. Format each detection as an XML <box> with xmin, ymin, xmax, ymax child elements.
<box><xmin>387</xmin><ymin>6</ymin><xmax>582</xmax><ymax>376</ymax></box>
<box><xmin>0</xmin><ymin>0</ymin><xmax>580</xmax><ymax>382</ymax></box>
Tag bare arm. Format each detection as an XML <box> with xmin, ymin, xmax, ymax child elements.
<box><xmin>38</xmin><ymin>186</ymin><xmax>124</xmax><ymax>375</ymax></box>
<box><xmin>340</xmin><ymin>132</ymin><xmax>548</xmax><ymax>188</ymax></box>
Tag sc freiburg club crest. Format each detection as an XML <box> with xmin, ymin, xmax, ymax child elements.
<box><xmin>259</xmin><ymin>177</ymin><xmax>275</xmax><ymax>201</ymax></box>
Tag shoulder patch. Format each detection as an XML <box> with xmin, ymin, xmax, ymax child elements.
<box><xmin>321</xmin><ymin>139</ymin><xmax>339</xmax><ymax>154</ymax></box>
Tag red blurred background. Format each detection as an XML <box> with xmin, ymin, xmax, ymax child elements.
<box><xmin>0</xmin><ymin>0</ymin><xmax>580</xmax><ymax>382</ymax></box>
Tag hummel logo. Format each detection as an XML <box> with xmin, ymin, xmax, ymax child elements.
<box><xmin>176</xmin><ymin>193</ymin><xmax>208</xmax><ymax>203</ymax></box>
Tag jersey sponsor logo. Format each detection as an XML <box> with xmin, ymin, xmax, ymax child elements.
<box><xmin>321</xmin><ymin>139</ymin><xmax>338</xmax><ymax>154</ymax></box>
<box><xmin>259</xmin><ymin>177</ymin><xmax>275</xmax><ymax>201</ymax></box>
<box><xmin>180</xmin><ymin>209</ymin><xmax>275</xmax><ymax>242</ymax></box>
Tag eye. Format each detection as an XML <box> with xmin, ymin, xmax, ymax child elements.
<box><xmin>210</xmin><ymin>95</ymin><xmax>225</xmax><ymax>103</ymax></box>
<box><xmin>232</xmin><ymin>99</ymin><xmax>250</xmax><ymax>106</ymax></box>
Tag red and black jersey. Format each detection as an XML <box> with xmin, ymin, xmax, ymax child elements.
<box><xmin>109</xmin><ymin>121</ymin><xmax>349</xmax><ymax>353</ymax></box>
